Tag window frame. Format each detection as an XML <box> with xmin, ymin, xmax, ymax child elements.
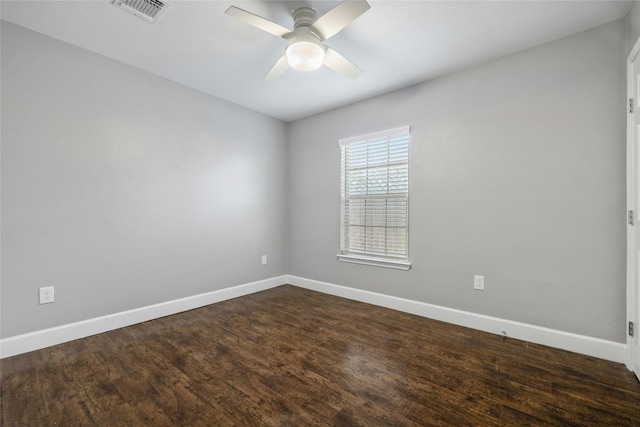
<box><xmin>337</xmin><ymin>126</ymin><xmax>411</xmax><ymax>270</ymax></box>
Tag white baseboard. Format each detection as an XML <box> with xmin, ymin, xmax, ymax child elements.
<box><xmin>2</xmin><ymin>274</ymin><xmax>627</xmax><ymax>364</ymax></box>
<box><xmin>0</xmin><ymin>276</ymin><xmax>287</xmax><ymax>359</ymax></box>
<box><xmin>287</xmin><ymin>275</ymin><xmax>627</xmax><ymax>364</ymax></box>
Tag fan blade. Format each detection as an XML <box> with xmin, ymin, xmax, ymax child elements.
<box><xmin>324</xmin><ymin>47</ymin><xmax>363</xmax><ymax>79</ymax></box>
<box><xmin>225</xmin><ymin>6</ymin><xmax>292</xmax><ymax>38</ymax></box>
<box><xmin>310</xmin><ymin>0</ymin><xmax>370</xmax><ymax>40</ymax></box>
<box><xmin>264</xmin><ymin>55</ymin><xmax>290</xmax><ymax>80</ymax></box>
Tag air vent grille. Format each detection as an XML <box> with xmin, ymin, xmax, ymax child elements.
<box><xmin>117</xmin><ymin>0</ymin><xmax>169</xmax><ymax>23</ymax></box>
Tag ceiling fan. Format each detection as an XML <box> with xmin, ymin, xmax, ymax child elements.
<box><xmin>225</xmin><ymin>1</ymin><xmax>370</xmax><ymax>80</ymax></box>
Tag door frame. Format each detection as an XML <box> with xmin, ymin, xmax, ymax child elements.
<box><xmin>626</xmin><ymin>36</ymin><xmax>640</xmax><ymax>376</ymax></box>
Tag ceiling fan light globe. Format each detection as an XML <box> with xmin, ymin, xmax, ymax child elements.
<box><xmin>286</xmin><ymin>41</ymin><xmax>325</xmax><ymax>71</ymax></box>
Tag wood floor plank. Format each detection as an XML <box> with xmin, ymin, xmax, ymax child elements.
<box><xmin>2</xmin><ymin>285</ymin><xmax>639</xmax><ymax>426</ymax></box>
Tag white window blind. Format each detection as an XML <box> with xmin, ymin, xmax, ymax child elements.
<box><xmin>338</xmin><ymin>126</ymin><xmax>410</xmax><ymax>270</ymax></box>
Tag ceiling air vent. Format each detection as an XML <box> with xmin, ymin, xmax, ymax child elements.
<box><xmin>115</xmin><ymin>0</ymin><xmax>169</xmax><ymax>24</ymax></box>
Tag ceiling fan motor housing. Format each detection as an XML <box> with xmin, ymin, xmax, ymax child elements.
<box><xmin>292</xmin><ymin>7</ymin><xmax>318</xmax><ymax>30</ymax></box>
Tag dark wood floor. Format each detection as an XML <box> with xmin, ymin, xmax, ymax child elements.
<box><xmin>2</xmin><ymin>285</ymin><xmax>639</xmax><ymax>426</ymax></box>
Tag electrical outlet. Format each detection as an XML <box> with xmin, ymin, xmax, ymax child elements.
<box><xmin>261</xmin><ymin>255</ymin><xmax>267</xmax><ymax>265</ymax></box>
<box><xmin>39</xmin><ymin>286</ymin><xmax>55</xmax><ymax>304</ymax></box>
<box><xmin>473</xmin><ymin>275</ymin><xmax>485</xmax><ymax>291</ymax></box>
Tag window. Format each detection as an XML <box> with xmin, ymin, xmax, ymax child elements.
<box><xmin>338</xmin><ymin>126</ymin><xmax>411</xmax><ymax>270</ymax></box>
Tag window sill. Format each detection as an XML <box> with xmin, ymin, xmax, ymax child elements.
<box><xmin>336</xmin><ymin>254</ymin><xmax>412</xmax><ymax>270</ymax></box>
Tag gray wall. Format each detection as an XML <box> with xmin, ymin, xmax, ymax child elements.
<box><xmin>628</xmin><ymin>1</ymin><xmax>640</xmax><ymax>54</ymax></box>
<box><xmin>288</xmin><ymin>20</ymin><xmax>627</xmax><ymax>342</ymax></box>
<box><xmin>1</xmin><ymin>18</ymin><xmax>629</xmax><ymax>344</ymax></box>
<box><xmin>1</xmin><ymin>22</ymin><xmax>289</xmax><ymax>338</ymax></box>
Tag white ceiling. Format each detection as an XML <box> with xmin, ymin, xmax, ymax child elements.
<box><xmin>1</xmin><ymin>0</ymin><xmax>632</xmax><ymax>122</ymax></box>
